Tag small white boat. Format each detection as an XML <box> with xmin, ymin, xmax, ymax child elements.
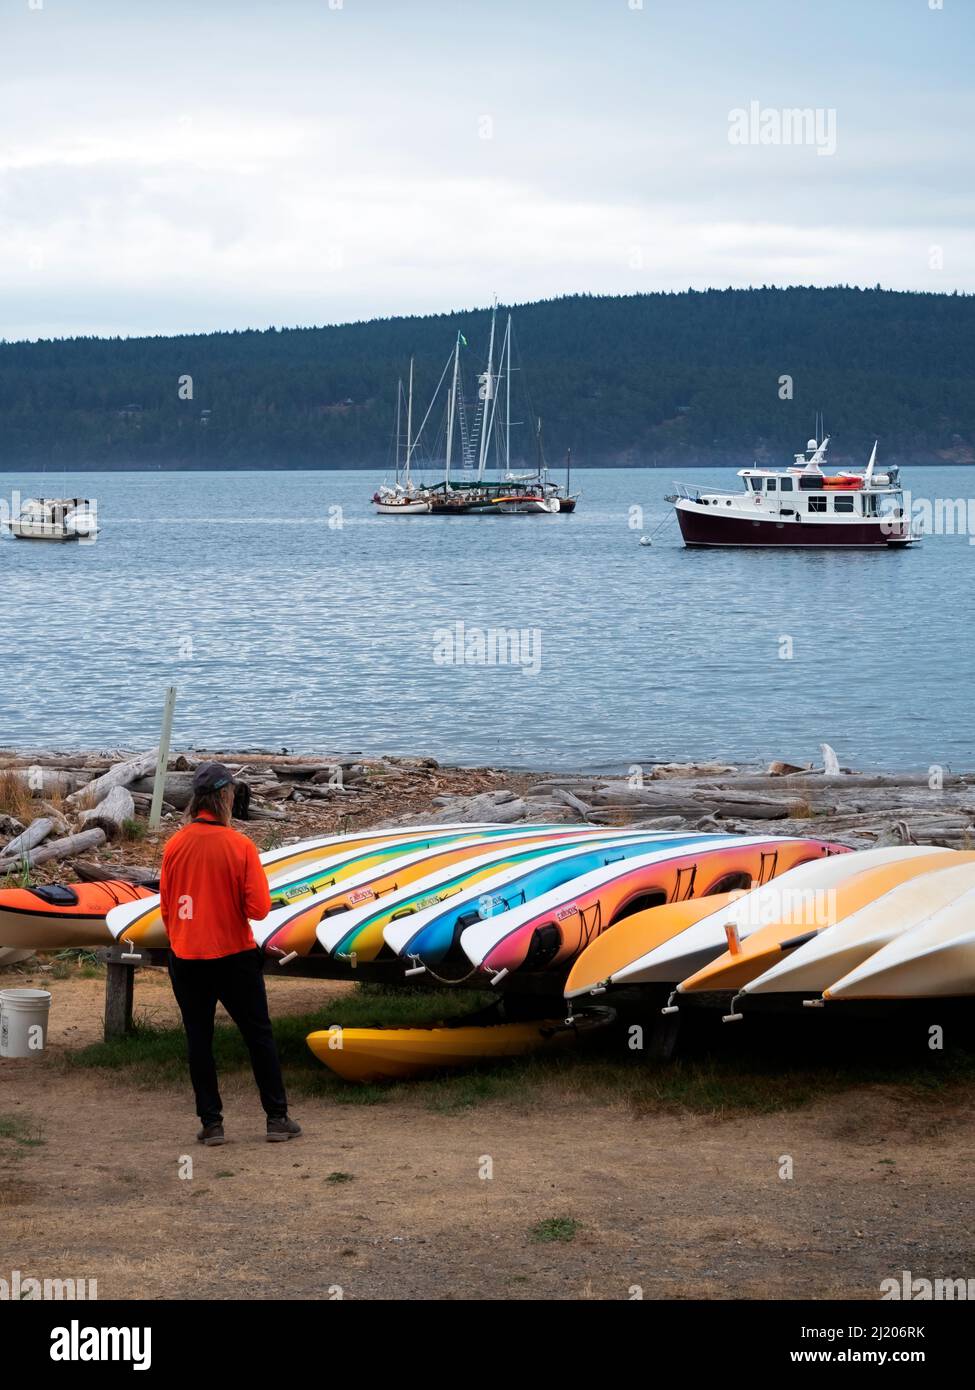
<box><xmin>6</xmin><ymin>498</ymin><xmax>99</xmax><ymax>542</ymax></box>
<box><xmin>372</xmin><ymin>486</ymin><xmax>431</xmax><ymax>515</ymax></box>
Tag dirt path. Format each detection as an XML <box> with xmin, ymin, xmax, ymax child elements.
<box><xmin>3</xmin><ymin>973</ymin><xmax>975</xmax><ymax>1300</ymax></box>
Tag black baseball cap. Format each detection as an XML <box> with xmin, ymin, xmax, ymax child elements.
<box><xmin>192</xmin><ymin>761</ymin><xmax>237</xmax><ymax>793</ymax></box>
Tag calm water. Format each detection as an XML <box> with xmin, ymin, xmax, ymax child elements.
<box><xmin>1</xmin><ymin>467</ymin><xmax>972</xmax><ymax>772</ymax></box>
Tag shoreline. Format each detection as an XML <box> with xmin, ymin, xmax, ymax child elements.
<box><xmin>3</xmin><ymin>748</ymin><xmax>973</xmax><ymax>888</ymax></box>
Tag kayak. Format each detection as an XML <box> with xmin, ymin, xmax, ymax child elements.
<box><xmin>106</xmin><ymin>821</ymin><xmax>522</xmax><ymax>949</ymax></box>
<box><xmin>741</xmin><ymin>858</ymin><xmax>975</xmax><ymax>998</ymax></box>
<box><xmin>566</xmin><ymin>844</ymin><xmax>931</xmax><ymax>989</ymax></box>
<box><xmin>825</xmin><ymin>885</ymin><xmax>975</xmax><ymax>999</ymax></box>
<box><xmin>378</xmin><ymin>833</ymin><xmax>724</xmax><ymax>967</ymax></box>
<box><xmin>0</xmin><ymin>879</ymin><xmax>156</xmax><ymax>949</ymax></box>
<box><xmin>335</xmin><ymin>832</ymin><xmax>726</xmax><ymax>965</ymax></box>
<box><xmin>460</xmin><ymin>837</ymin><xmax>847</xmax><ymax>978</ymax></box>
<box><xmin>677</xmin><ymin>849</ymin><xmax>963</xmax><ymax>996</ymax></box>
<box><xmin>306</xmin><ymin>1017</ymin><xmax>590</xmax><ymax>1082</ymax></box>
<box><xmin>267</xmin><ymin>827</ymin><xmax>685</xmax><ymax>961</ymax></box>
<box><xmin>564</xmin><ymin>890</ymin><xmax>750</xmax><ymax>999</ymax></box>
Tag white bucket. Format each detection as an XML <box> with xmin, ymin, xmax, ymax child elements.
<box><xmin>0</xmin><ymin>988</ymin><xmax>52</xmax><ymax>1058</ymax></box>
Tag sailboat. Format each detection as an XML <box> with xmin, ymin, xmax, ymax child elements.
<box><xmin>371</xmin><ymin>303</ymin><xmax>580</xmax><ymax>517</ymax></box>
<box><xmin>371</xmin><ymin>360</ymin><xmax>432</xmax><ymax>514</ymax></box>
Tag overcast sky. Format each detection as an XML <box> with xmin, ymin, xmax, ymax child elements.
<box><xmin>1</xmin><ymin>0</ymin><xmax>972</xmax><ymax>341</ymax></box>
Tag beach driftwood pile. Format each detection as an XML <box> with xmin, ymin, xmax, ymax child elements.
<box><xmin>382</xmin><ymin>759</ymin><xmax>975</xmax><ymax>851</ymax></box>
<box><xmin>3</xmin><ymin>745</ymin><xmax>975</xmax><ymax>890</ymax></box>
<box><xmin>0</xmin><ymin>749</ymin><xmax>493</xmax><ymax>883</ymax></box>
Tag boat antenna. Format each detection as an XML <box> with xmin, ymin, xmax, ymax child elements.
<box><xmin>864</xmin><ymin>440</ymin><xmax>878</xmax><ymax>483</ymax></box>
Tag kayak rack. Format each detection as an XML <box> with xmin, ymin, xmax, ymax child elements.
<box><xmin>96</xmin><ymin>944</ymin><xmax>556</xmax><ymax>1040</ymax></box>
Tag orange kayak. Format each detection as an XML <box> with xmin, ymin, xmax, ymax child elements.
<box><xmin>0</xmin><ymin>880</ymin><xmax>156</xmax><ymax>949</ymax></box>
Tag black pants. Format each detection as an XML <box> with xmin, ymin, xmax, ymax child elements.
<box><xmin>168</xmin><ymin>948</ymin><xmax>288</xmax><ymax>1126</ymax></box>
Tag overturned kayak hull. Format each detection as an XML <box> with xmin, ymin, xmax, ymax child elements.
<box><xmin>461</xmin><ymin>837</ymin><xmax>847</xmax><ymax>978</ymax></box>
<box><xmin>564</xmin><ymin>891</ymin><xmax>749</xmax><ymax>999</ymax></box>
<box><xmin>678</xmin><ymin>850</ymin><xmax>966</xmax><ymax>995</ymax></box>
<box><xmin>743</xmin><ymin>859</ymin><xmax>975</xmax><ymax>998</ymax></box>
<box><xmin>306</xmin><ymin>1019</ymin><xmax>579</xmax><ymax>1083</ymax></box>
<box><xmin>826</xmin><ymin>884</ymin><xmax>975</xmax><ymax>999</ymax></box>
<box><xmin>605</xmin><ymin>845</ymin><xmax>936</xmax><ymax>989</ymax></box>
<box><xmin>106</xmin><ymin>822</ymin><xmax>514</xmax><ymax>949</ymax></box>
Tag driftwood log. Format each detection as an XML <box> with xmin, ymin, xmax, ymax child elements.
<box><xmin>1</xmin><ymin>817</ymin><xmax>56</xmax><ymax>860</ymax></box>
<box><xmin>66</xmin><ymin>750</ymin><xmax>159</xmax><ymax>808</ymax></box>
<box><xmin>78</xmin><ymin>785</ymin><xmax>135</xmax><ymax>840</ymax></box>
<box><xmin>5</xmin><ymin>768</ymin><xmax>80</xmax><ymax>798</ymax></box>
<box><xmin>75</xmin><ymin>860</ymin><xmax>160</xmax><ymax>886</ymax></box>
<box><xmin>0</xmin><ymin>828</ymin><xmax>107</xmax><ymax>875</ymax></box>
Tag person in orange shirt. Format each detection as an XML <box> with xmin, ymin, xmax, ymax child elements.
<box><xmin>161</xmin><ymin>762</ymin><xmax>300</xmax><ymax>1147</ymax></box>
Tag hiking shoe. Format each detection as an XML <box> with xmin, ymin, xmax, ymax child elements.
<box><xmin>197</xmin><ymin>1123</ymin><xmax>226</xmax><ymax>1146</ymax></box>
<box><xmin>266</xmin><ymin>1115</ymin><xmax>302</xmax><ymax>1142</ymax></box>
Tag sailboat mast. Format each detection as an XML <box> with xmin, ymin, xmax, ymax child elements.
<box><xmin>505</xmin><ymin>313</ymin><xmax>512</xmax><ymax>472</ymax></box>
<box><xmin>477</xmin><ymin>302</ymin><xmax>497</xmax><ymax>481</ymax></box>
<box><xmin>395</xmin><ymin>378</ymin><xmax>402</xmax><ymax>486</ymax></box>
<box><xmin>445</xmin><ymin>334</ymin><xmax>460</xmax><ymax>487</ymax></box>
<box><xmin>405</xmin><ymin>357</ymin><xmax>414</xmax><ymax>485</ymax></box>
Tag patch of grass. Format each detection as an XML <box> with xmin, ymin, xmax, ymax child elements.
<box><xmin>326</xmin><ymin>1171</ymin><xmax>354</xmax><ymax>1183</ymax></box>
<box><xmin>0</xmin><ymin>768</ymin><xmax>33</xmax><ymax>822</ymax></box>
<box><xmin>0</xmin><ymin>1113</ymin><xmax>45</xmax><ymax>1150</ymax></box>
<box><xmin>529</xmin><ymin>1217</ymin><xmax>579</xmax><ymax>1244</ymax></box>
<box><xmin>68</xmin><ymin>985</ymin><xmax>495</xmax><ymax>1099</ymax></box>
<box><xmin>215</xmin><ymin>1171</ymin><xmax>234</xmax><ymax>1179</ymax></box>
<box><xmin>0</xmin><ymin>859</ymin><xmax>33</xmax><ymax>891</ymax></box>
<box><xmin>49</xmin><ymin>949</ymin><xmax>104</xmax><ymax>980</ymax></box>
<box><xmin>121</xmin><ymin>818</ymin><xmax>147</xmax><ymax>842</ymax></box>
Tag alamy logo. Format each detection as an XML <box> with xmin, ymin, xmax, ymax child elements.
<box><xmin>50</xmin><ymin>1320</ymin><xmax>151</xmax><ymax>1371</ymax></box>
<box><xmin>881</xmin><ymin>1270</ymin><xmax>975</xmax><ymax>1300</ymax></box>
<box><xmin>432</xmin><ymin>621</ymin><xmax>542</xmax><ymax>677</ymax></box>
<box><xmin>1</xmin><ymin>1270</ymin><xmax>96</xmax><ymax>1301</ymax></box>
<box><xmin>728</xmin><ymin>101</ymin><xmax>837</xmax><ymax>156</ymax></box>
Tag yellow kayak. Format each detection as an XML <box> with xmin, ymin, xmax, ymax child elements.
<box><xmin>564</xmin><ymin>890</ymin><xmax>748</xmax><ymax>999</ymax></box>
<box><xmin>678</xmin><ymin>850</ymin><xmax>966</xmax><ymax>995</ymax></box>
<box><xmin>307</xmin><ymin>1018</ymin><xmax>583</xmax><ymax>1083</ymax></box>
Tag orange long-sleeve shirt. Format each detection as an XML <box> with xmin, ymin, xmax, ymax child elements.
<box><xmin>160</xmin><ymin>812</ymin><xmax>272</xmax><ymax>960</ymax></box>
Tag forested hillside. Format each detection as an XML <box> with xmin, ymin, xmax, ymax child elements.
<box><xmin>1</xmin><ymin>287</ymin><xmax>972</xmax><ymax>469</ymax></box>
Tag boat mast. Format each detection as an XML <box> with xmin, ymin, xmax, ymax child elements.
<box><xmin>395</xmin><ymin>378</ymin><xmax>402</xmax><ymax>486</ymax></box>
<box><xmin>505</xmin><ymin>313</ymin><xmax>512</xmax><ymax>472</ymax></box>
<box><xmin>445</xmin><ymin>334</ymin><xmax>461</xmax><ymax>488</ymax></box>
<box><xmin>566</xmin><ymin>446</ymin><xmax>571</xmax><ymax>496</ymax></box>
<box><xmin>405</xmin><ymin>357</ymin><xmax>414</xmax><ymax>487</ymax></box>
<box><xmin>476</xmin><ymin>301</ymin><xmax>497</xmax><ymax>481</ymax></box>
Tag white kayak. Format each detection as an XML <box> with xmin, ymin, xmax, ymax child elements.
<box><xmin>600</xmin><ymin>846</ymin><xmax>940</xmax><ymax>988</ymax></box>
<box><xmin>743</xmin><ymin>859</ymin><xmax>975</xmax><ymax>997</ymax></box>
<box><xmin>825</xmin><ymin>885</ymin><xmax>975</xmax><ymax>999</ymax></box>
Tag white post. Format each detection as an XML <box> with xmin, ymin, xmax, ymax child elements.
<box><xmin>148</xmin><ymin>686</ymin><xmax>177</xmax><ymax>830</ymax></box>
